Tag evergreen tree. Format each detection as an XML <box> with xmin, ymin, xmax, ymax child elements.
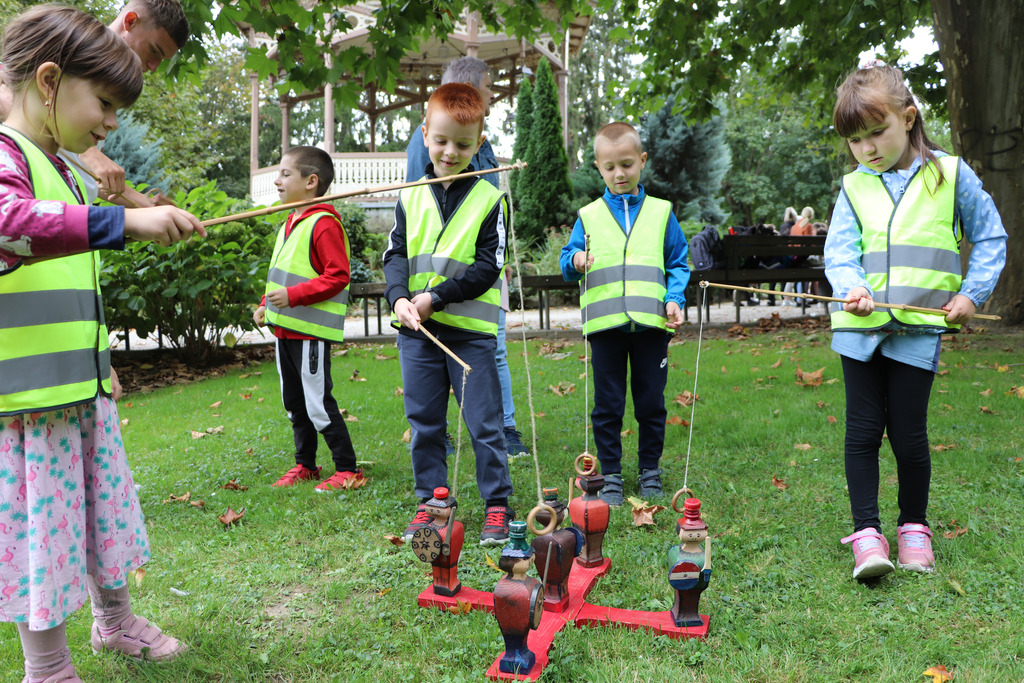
<box><xmin>518</xmin><ymin>59</ymin><xmax>573</xmax><ymax>245</ymax></box>
<box><xmin>508</xmin><ymin>78</ymin><xmax>532</xmax><ymax>207</ymax></box>
<box><xmin>101</xmin><ymin>111</ymin><xmax>166</xmax><ymax>190</ymax></box>
<box><xmin>641</xmin><ymin>100</ymin><xmax>730</xmax><ymax>225</ymax></box>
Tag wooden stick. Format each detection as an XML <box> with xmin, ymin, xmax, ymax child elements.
<box><xmin>699</xmin><ymin>281</ymin><xmax>1001</xmax><ymax>321</ymax></box>
<box><xmin>63</xmin><ymin>155</ymin><xmax>139</xmax><ymax>209</ymax></box>
<box><xmin>200</xmin><ymin>161</ymin><xmax>528</xmax><ymax>228</ymax></box>
<box><xmin>418</xmin><ymin>325</ymin><xmax>473</xmax><ymax>373</ymax></box>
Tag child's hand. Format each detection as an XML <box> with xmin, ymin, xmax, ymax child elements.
<box><xmin>665</xmin><ymin>301</ymin><xmax>684</xmax><ymax>329</ymax></box>
<box><xmin>266</xmin><ymin>288</ymin><xmax>290</xmax><ymax>309</ymax></box>
<box><xmin>110</xmin><ymin>366</ymin><xmax>122</xmax><ymax>402</ymax></box>
<box><xmin>124</xmin><ymin>206</ymin><xmax>207</xmax><ymax>246</ymax></box>
<box><xmin>942</xmin><ymin>294</ymin><xmax>976</xmax><ymax>324</ymax></box>
<box><xmin>573</xmin><ymin>250</ymin><xmax>595</xmax><ymax>273</ymax></box>
<box><xmin>843</xmin><ymin>286</ymin><xmax>874</xmax><ymax>316</ymax></box>
<box><xmin>394</xmin><ymin>298</ymin><xmax>421</xmax><ymax>331</ymax></box>
<box><xmin>411</xmin><ymin>292</ymin><xmax>435</xmax><ymax>321</ymax></box>
<box><xmin>253</xmin><ymin>305</ymin><xmax>266</xmax><ymax>327</ymax></box>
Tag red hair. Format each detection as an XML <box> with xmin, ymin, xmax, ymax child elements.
<box><xmin>426</xmin><ymin>83</ymin><xmax>485</xmax><ymax>134</ymax></box>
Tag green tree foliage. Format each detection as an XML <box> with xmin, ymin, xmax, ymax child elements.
<box><xmin>517</xmin><ymin>60</ymin><xmax>574</xmax><ymax>245</ymax></box>
<box><xmin>101</xmin><ymin>111</ymin><xmax>166</xmax><ymax>189</ymax></box>
<box><xmin>508</xmin><ymin>78</ymin><xmax>532</xmax><ymax>206</ymax></box>
<box><xmin>642</xmin><ymin>101</ymin><xmax>729</xmax><ymax>225</ymax></box>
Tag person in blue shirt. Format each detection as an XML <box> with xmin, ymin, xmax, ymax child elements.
<box><xmin>826</xmin><ymin>62</ymin><xmax>1006</xmax><ymax>581</ymax></box>
<box><xmin>559</xmin><ymin>121</ymin><xmax>690</xmax><ymax>506</ymax></box>
<box><xmin>405</xmin><ymin>56</ymin><xmax>528</xmax><ymax>457</ymax></box>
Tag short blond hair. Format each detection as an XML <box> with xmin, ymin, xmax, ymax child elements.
<box><xmin>594</xmin><ymin>121</ymin><xmax>642</xmax><ymax>156</ymax></box>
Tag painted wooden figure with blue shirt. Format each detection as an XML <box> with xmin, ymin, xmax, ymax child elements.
<box><xmin>826</xmin><ymin>63</ymin><xmax>1006</xmax><ymax>581</ymax></box>
<box><xmin>559</xmin><ymin>122</ymin><xmax>690</xmax><ymax>507</ymax></box>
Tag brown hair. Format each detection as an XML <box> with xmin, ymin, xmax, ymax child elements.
<box><xmin>1</xmin><ymin>4</ymin><xmax>143</xmax><ymax>107</ymax></box>
<box><xmin>594</xmin><ymin>121</ymin><xmax>643</xmax><ymax>156</ymax></box>
<box><xmin>283</xmin><ymin>145</ymin><xmax>334</xmax><ymax>197</ymax></box>
<box><xmin>425</xmin><ymin>83</ymin><xmax>485</xmax><ymax>134</ymax></box>
<box><xmin>833</xmin><ymin>64</ymin><xmax>946</xmax><ymax>184</ymax></box>
<box><xmin>121</xmin><ymin>0</ymin><xmax>190</xmax><ymax>49</ymax></box>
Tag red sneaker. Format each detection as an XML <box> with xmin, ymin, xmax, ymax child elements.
<box><xmin>314</xmin><ymin>469</ymin><xmax>367</xmax><ymax>492</ymax></box>
<box><xmin>272</xmin><ymin>464</ymin><xmax>321</xmax><ymax>487</ymax></box>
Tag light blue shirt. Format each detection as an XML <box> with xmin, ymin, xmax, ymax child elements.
<box><xmin>824</xmin><ymin>153</ymin><xmax>1007</xmax><ymax>371</ymax></box>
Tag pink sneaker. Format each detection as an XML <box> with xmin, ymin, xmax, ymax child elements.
<box><xmin>22</xmin><ymin>664</ymin><xmax>82</xmax><ymax>683</ymax></box>
<box><xmin>896</xmin><ymin>523</ymin><xmax>934</xmax><ymax>572</ymax></box>
<box><xmin>91</xmin><ymin>615</ymin><xmax>186</xmax><ymax>661</ymax></box>
<box><xmin>841</xmin><ymin>528</ymin><xmax>894</xmax><ymax>580</ymax></box>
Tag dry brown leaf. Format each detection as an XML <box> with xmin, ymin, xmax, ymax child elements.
<box><xmin>794</xmin><ymin>443</ymin><xmax>812</xmax><ymax>451</ymax></box>
<box><xmin>666</xmin><ymin>415</ymin><xmax>690</xmax><ymax>426</ymax></box>
<box><xmin>771</xmin><ymin>474</ymin><xmax>788</xmax><ymax>491</ymax></box>
<box><xmin>162</xmin><ymin>492</ymin><xmax>191</xmax><ymax>504</ymax></box>
<box><xmin>621</xmin><ymin>429</ymin><xmax>635</xmax><ymax>437</ymax></box>
<box><xmin>349</xmin><ymin>370</ymin><xmax>367</xmax><ymax>382</ymax></box>
<box><xmin>244</xmin><ymin>448</ymin><xmax>254</xmax><ymax>456</ymax></box>
<box><xmin>548</xmin><ymin>381</ymin><xmax>576</xmax><ymax>397</ymax></box>
<box><xmin>120</xmin><ymin>418</ymin><xmax>129</xmax><ymax>427</ymax></box>
<box><xmin>979</xmin><ymin>406</ymin><xmax>997</xmax><ymax>414</ymax></box>
<box><xmin>446</xmin><ymin>599</ymin><xmax>472</xmax><ymax>615</ymax></box>
<box><xmin>383</xmin><ymin>534</ymin><xmax>405</xmax><ymax>547</ymax></box>
<box><xmin>721</xmin><ymin>366</ymin><xmax>728</xmax><ymax>374</ymax></box>
<box><xmin>795</xmin><ymin>365</ymin><xmax>825</xmax><ymax>387</ymax></box>
<box><xmin>1008</xmin><ymin>386</ymin><xmax>1024</xmax><ymax>398</ymax></box>
<box><xmin>922</xmin><ymin>664</ymin><xmax>954</xmax><ymax>682</ymax></box>
<box><xmin>979</xmin><ymin>388</ymin><xmax>993</xmax><ymax>397</ymax></box>
<box><xmin>222</xmin><ymin>479</ymin><xmax>249</xmax><ymax>491</ymax></box>
<box><xmin>217</xmin><ymin>507</ymin><xmax>246</xmax><ymax>526</ymax></box>
<box><xmin>190</xmin><ymin>500</ymin><xmax>205</xmax><ymax>508</ymax></box>
<box><xmin>770</xmin><ymin>358</ymin><xmax>783</xmax><ymax>369</ymax></box>
<box><xmin>375</xmin><ymin>353</ymin><xmax>392</xmax><ymax>361</ymax></box>
<box><xmin>627</xmin><ymin>496</ymin><xmax>665</xmax><ymax>526</ymax></box>
<box><xmin>190</xmin><ymin>431</ymin><xmax>207</xmax><ymax>439</ymax></box>
<box><xmin>827</xmin><ymin>415</ymin><xmax>838</xmax><ymax>424</ymax></box>
<box><xmin>673</xmin><ymin>391</ymin><xmax>698</xmax><ymax>407</ymax></box>
<box><xmin>996</xmin><ymin>364</ymin><xmax>1010</xmax><ymax>373</ymax></box>
<box><xmin>206</xmin><ymin>425</ymin><xmax>225</xmax><ymax>435</ymax></box>
<box><xmin>937</xmin><ymin>369</ymin><xmax>951</xmax><ymax>376</ymax></box>
<box><xmin>485</xmin><ymin>552</ymin><xmax>503</xmax><ymax>573</ymax></box>
<box><xmin>239</xmin><ymin>393</ymin><xmax>252</xmax><ymax>400</ymax></box>
<box><xmin>943</xmin><ymin>523</ymin><xmax>968</xmax><ymax>539</ymax></box>
<box><xmin>931</xmin><ymin>443</ymin><xmax>956</xmax><ymax>452</ymax></box>
<box><xmin>401</xmin><ymin>427</ymin><xmax>412</xmax><ymax>444</ymax></box>
<box><xmin>535</xmin><ymin>412</ymin><xmax>546</xmax><ymax>418</ymax></box>
<box><xmin>395</xmin><ymin>386</ymin><xmax>405</xmax><ymax>396</ymax></box>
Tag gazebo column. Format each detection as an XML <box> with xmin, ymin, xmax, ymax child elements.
<box><xmin>556</xmin><ymin>67</ymin><xmax>569</xmax><ymax>152</ymax></box>
<box><xmin>466</xmin><ymin>11</ymin><xmax>480</xmax><ymax>57</ymax></box>
<box><xmin>325</xmin><ymin>82</ymin><xmax>335</xmax><ymax>153</ymax></box>
<box><xmin>249</xmin><ymin>71</ymin><xmax>259</xmax><ymax>172</ymax></box>
<box><xmin>280</xmin><ymin>99</ymin><xmax>291</xmax><ymax>156</ymax></box>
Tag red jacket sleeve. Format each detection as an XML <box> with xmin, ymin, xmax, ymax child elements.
<box><xmin>285</xmin><ymin>214</ymin><xmax>351</xmax><ymax>308</ymax></box>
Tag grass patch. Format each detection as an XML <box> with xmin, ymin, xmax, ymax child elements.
<box><xmin>2</xmin><ymin>327</ymin><xmax>1023</xmax><ymax>682</ymax></box>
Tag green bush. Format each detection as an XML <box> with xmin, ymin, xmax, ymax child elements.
<box><xmin>101</xmin><ymin>180</ymin><xmax>275</xmax><ymax>365</ymax></box>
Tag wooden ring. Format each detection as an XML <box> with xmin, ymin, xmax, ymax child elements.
<box><xmin>526</xmin><ymin>504</ymin><xmax>558</xmax><ymax>536</ymax></box>
<box><xmin>574</xmin><ymin>452</ymin><xmax>597</xmax><ymax>476</ymax></box>
<box><xmin>671</xmin><ymin>487</ymin><xmax>695</xmax><ymax>513</ymax></box>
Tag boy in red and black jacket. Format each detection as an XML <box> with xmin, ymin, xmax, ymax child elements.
<box><xmin>254</xmin><ymin>146</ymin><xmax>364</xmax><ymax>491</ymax></box>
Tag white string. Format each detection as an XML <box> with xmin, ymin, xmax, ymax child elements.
<box><xmin>582</xmin><ymin>234</ymin><xmax>590</xmax><ymax>456</ymax></box>
<box><xmin>682</xmin><ymin>282</ymin><xmax>708</xmax><ymax>491</ymax></box>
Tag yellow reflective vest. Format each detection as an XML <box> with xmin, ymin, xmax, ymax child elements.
<box><xmin>0</xmin><ymin>125</ymin><xmax>112</xmax><ymax>416</ymax></box>
<box><xmin>830</xmin><ymin>156</ymin><xmax>962</xmax><ymax>332</ymax></box>
<box><xmin>264</xmin><ymin>210</ymin><xmax>349</xmax><ymax>343</ymax></box>
<box><xmin>578</xmin><ymin>195</ymin><xmax>672</xmax><ymax>335</ymax></box>
<box><xmin>392</xmin><ymin>181</ymin><xmax>505</xmax><ymax>336</ymax></box>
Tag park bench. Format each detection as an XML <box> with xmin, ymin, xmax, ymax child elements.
<box><xmin>348</xmin><ymin>282</ymin><xmax>389</xmax><ymax>336</ymax></box>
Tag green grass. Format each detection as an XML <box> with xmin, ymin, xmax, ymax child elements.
<box><xmin>2</xmin><ymin>327</ymin><xmax>1023</xmax><ymax>682</ymax></box>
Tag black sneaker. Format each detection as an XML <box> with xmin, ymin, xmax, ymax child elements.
<box><xmin>480</xmin><ymin>505</ymin><xmax>515</xmax><ymax>546</ymax></box>
<box><xmin>402</xmin><ymin>504</ymin><xmax>432</xmax><ymax>542</ymax></box>
<box><xmin>503</xmin><ymin>427</ymin><xmax>529</xmax><ymax>457</ymax></box>
<box><xmin>444</xmin><ymin>432</ymin><xmax>455</xmax><ymax>457</ymax></box>
<box><xmin>598</xmin><ymin>473</ymin><xmax>624</xmax><ymax>507</ymax></box>
<box><xmin>638</xmin><ymin>468</ymin><xmax>664</xmax><ymax>498</ymax></box>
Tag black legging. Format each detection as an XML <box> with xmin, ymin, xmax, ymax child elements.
<box><xmin>841</xmin><ymin>353</ymin><xmax>935</xmax><ymax>532</ymax></box>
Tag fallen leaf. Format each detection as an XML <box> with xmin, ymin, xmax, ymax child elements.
<box><xmin>401</xmin><ymin>427</ymin><xmax>412</xmax><ymax>444</ymax></box>
<box><xmin>721</xmin><ymin>366</ymin><xmax>728</xmax><ymax>374</ymax></box>
<box><xmin>239</xmin><ymin>393</ymin><xmax>252</xmax><ymax>400</ymax></box>
<box><xmin>190</xmin><ymin>500</ymin><xmax>205</xmax><ymax>508</ymax></box>
<box><xmin>771</xmin><ymin>474</ymin><xmax>788</xmax><ymax>491</ymax></box>
<box><xmin>996</xmin><ymin>364</ymin><xmax>1010</xmax><ymax>373</ymax></box>
<box><xmin>827</xmin><ymin>415</ymin><xmax>838</xmax><ymax>424</ymax></box>
<box><xmin>922</xmin><ymin>664</ymin><xmax>954</xmax><ymax>682</ymax></box>
<box><xmin>535</xmin><ymin>412</ymin><xmax>546</xmax><ymax>418</ymax></box>
<box><xmin>130</xmin><ymin>568</ymin><xmax>145</xmax><ymax>588</ymax></box>
<box><xmin>222</xmin><ymin>479</ymin><xmax>249</xmax><ymax>491</ymax></box>
<box><xmin>931</xmin><ymin>443</ymin><xmax>956</xmax><ymax>452</ymax></box>
<box><xmin>209</xmin><ymin>401</ymin><xmax>222</xmax><ymax>409</ymax></box>
<box><xmin>794</xmin><ymin>443</ymin><xmax>812</xmax><ymax>451</ymax></box>
<box><xmin>244</xmin><ymin>448</ymin><xmax>254</xmax><ymax>456</ymax></box>
<box><xmin>446</xmin><ymin>599</ymin><xmax>472</xmax><ymax>615</ymax></box>
<box><xmin>395</xmin><ymin>386</ymin><xmax>404</xmax><ymax>396</ymax></box>
<box><xmin>190</xmin><ymin>431</ymin><xmax>207</xmax><ymax>439</ymax></box>
<box><xmin>673</xmin><ymin>391</ymin><xmax>698</xmax><ymax>407</ymax></box>
<box><xmin>548</xmin><ymin>381</ymin><xmax>576</xmax><ymax>397</ymax></box>
<box><xmin>375</xmin><ymin>353</ymin><xmax>392</xmax><ymax>360</ymax></box>
<box><xmin>979</xmin><ymin>406</ymin><xmax>997</xmax><ymax>414</ymax></box>
<box><xmin>770</xmin><ymin>358</ymin><xmax>783</xmax><ymax>369</ymax></box>
<box><xmin>666</xmin><ymin>415</ymin><xmax>690</xmax><ymax>426</ymax></box>
<box><xmin>162</xmin><ymin>492</ymin><xmax>191</xmax><ymax>504</ymax></box>
<box><xmin>947</xmin><ymin>579</ymin><xmax>966</xmax><ymax>597</ymax></box>
<box><xmin>120</xmin><ymin>418</ymin><xmax>129</xmax><ymax>427</ymax></box>
<box><xmin>376</xmin><ymin>588</ymin><xmax>392</xmax><ymax>597</ymax></box>
<box><xmin>630</xmin><ymin>502</ymin><xmax>666</xmax><ymax>527</ymax></box>
<box><xmin>336</xmin><ymin>472</ymin><xmax>368</xmax><ymax>490</ymax></box>
<box><xmin>485</xmin><ymin>552</ymin><xmax>502</xmax><ymax>573</ymax></box>
<box><xmin>943</xmin><ymin>523</ymin><xmax>968</xmax><ymax>539</ymax></box>
<box><xmin>349</xmin><ymin>370</ymin><xmax>366</xmax><ymax>382</ymax></box>
<box><xmin>979</xmin><ymin>388</ymin><xmax>993</xmax><ymax>397</ymax></box>
<box><xmin>621</xmin><ymin>429</ymin><xmax>635</xmax><ymax>437</ymax></box>
<box><xmin>937</xmin><ymin>369</ymin><xmax>951</xmax><ymax>376</ymax></box>
<box><xmin>206</xmin><ymin>425</ymin><xmax>225</xmax><ymax>435</ymax></box>
<box><xmin>1008</xmin><ymin>386</ymin><xmax>1024</xmax><ymax>398</ymax></box>
<box><xmin>795</xmin><ymin>366</ymin><xmax>825</xmax><ymax>387</ymax></box>
<box><xmin>217</xmin><ymin>507</ymin><xmax>246</xmax><ymax>526</ymax></box>
<box><xmin>383</xmin><ymin>535</ymin><xmax>405</xmax><ymax>547</ymax></box>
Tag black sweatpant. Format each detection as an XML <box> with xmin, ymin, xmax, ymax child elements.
<box><xmin>276</xmin><ymin>338</ymin><xmax>356</xmax><ymax>472</ymax></box>
<box><xmin>589</xmin><ymin>326</ymin><xmax>670</xmax><ymax>476</ymax></box>
<box><xmin>841</xmin><ymin>352</ymin><xmax>934</xmax><ymax>532</ymax></box>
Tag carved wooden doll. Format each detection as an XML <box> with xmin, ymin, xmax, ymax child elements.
<box><xmin>667</xmin><ymin>497</ymin><xmax>712</xmax><ymax>627</ymax></box>
<box><xmin>493</xmin><ymin>521</ymin><xmax>544</xmax><ymax>674</ymax></box>
<box><xmin>531</xmin><ymin>488</ymin><xmax>584</xmax><ymax>612</ymax></box>
<box><xmin>568</xmin><ymin>455</ymin><xmax>609</xmax><ymax>568</ymax></box>
<box><xmin>410</xmin><ymin>487</ymin><xmax>464</xmax><ymax>597</ymax></box>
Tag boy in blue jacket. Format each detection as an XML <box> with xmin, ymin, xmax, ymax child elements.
<box><xmin>559</xmin><ymin>121</ymin><xmax>690</xmax><ymax>506</ymax></box>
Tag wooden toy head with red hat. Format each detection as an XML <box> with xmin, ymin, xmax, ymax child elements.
<box><xmin>667</xmin><ymin>495</ymin><xmax>712</xmax><ymax>628</ymax></box>
<box><xmin>568</xmin><ymin>453</ymin><xmax>610</xmax><ymax>568</ymax></box>
<box><xmin>411</xmin><ymin>487</ymin><xmax>465</xmax><ymax>597</ymax></box>
<box><xmin>677</xmin><ymin>497</ymin><xmax>709</xmax><ymax>550</ymax></box>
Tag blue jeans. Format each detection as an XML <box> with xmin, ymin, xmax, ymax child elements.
<box><xmin>496</xmin><ymin>309</ymin><xmax>516</xmax><ymax>428</ymax></box>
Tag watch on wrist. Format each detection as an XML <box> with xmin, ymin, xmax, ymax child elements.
<box><xmin>430</xmin><ymin>290</ymin><xmax>446</xmax><ymax>312</ymax></box>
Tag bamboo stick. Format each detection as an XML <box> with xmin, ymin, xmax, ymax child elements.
<box><xmin>200</xmin><ymin>161</ymin><xmax>527</xmax><ymax>228</ymax></box>
<box><xmin>699</xmin><ymin>281</ymin><xmax>1001</xmax><ymax>321</ymax></box>
<box><xmin>63</xmin><ymin>154</ymin><xmax>139</xmax><ymax>208</ymax></box>
<box><xmin>418</xmin><ymin>325</ymin><xmax>473</xmax><ymax>373</ymax></box>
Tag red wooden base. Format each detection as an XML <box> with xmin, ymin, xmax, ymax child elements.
<box><xmin>575</xmin><ymin>604</ymin><xmax>710</xmax><ymax>639</ymax></box>
<box><xmin>417</xmin><ymin>584</ymin><xmax>495</xmax><ymax>612</ymax></box>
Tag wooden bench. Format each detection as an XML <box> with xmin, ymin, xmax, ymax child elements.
<box><xmin>348</xmin><ymin>282</ymin><xmax>389</xmax><ymax>336</ymax></box>
<box><xmin>689</xmin><ymin>234</ymin><xmax>829</xmax><ymax>323</ymax></box>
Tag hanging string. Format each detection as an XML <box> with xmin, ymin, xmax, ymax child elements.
<box><xmin>681</xmin><ymin>282</ymin><xmax>708</xmax><ymax>491</ymax></box>
<box><xmin>581</xmin><ymin>233</ymin><xmax>590</xmax><ymax>457</ymax></box>
<box><xmin>449</xmin><ymin>368</ymin><xmax>470</xmax><ymax>500</ymax></box>
<box><xmin>506</xmin><ymin>188</ymin><xmax>545</xmax><ymax>506</ymax></box>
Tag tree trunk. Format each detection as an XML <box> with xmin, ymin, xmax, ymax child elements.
<box><xmin>932</xmin><ymin>0</ymin><xmax>1024</xmax><ymax>324</ymax></box>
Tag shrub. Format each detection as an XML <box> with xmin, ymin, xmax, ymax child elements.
<box><xmin>101</xmin><ymin>180</ymin><xmax>275</xmax><ymax>365</ymax></box>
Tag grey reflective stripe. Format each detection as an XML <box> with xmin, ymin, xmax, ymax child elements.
<box><xmin>862</xmin><ymin>246</ymin><xmax>960</xmax><ymax>276</ymax></box>
<box><xmin>585</xmin><ymin>295</ymin><xmax>664</xmax><ymax>320</ymax></box>
<box><xmin>98</xmin><ymin>347</ymin><xmax>110</xmax><ymax>379</ymax></box>
<box><xmin>267</xmin><ymin>302</ymin><xmax>347</xmax><ymax>329</ymax></box>
<box><xmin>408</xmin><ymin>253</ymin><xmax>434</xmax><ymax>277</ymax></box>
<box><xmin>446</xmin><ymin>298</ymin><xmax>500</xmax><ymax>324</ymax></box>
<box><xmin>586</xmin><ymin>264</ymin><xmax>664</xmax><ymax>290</ymax></box>
<box><xmin>0</xmin><ymin>289</ymin><xmax>98</xmax><ymax>329</ymax></box>
<box><xmin>409</xmin><ymin>254</ymin><xmax>476</xmax><ymax>281</ymax></box>
<box><xmin>0</xmin><ymin>348</ymin><xmax>99</xmax><ymax>394</ymax></box>
<box><xmin>886</xmin><ymin>285</ymin><xmax>955</xmax><ymax>309</ymax></box>
<box><xmin>266</xmin><ymin>267</ymin><xmax>349</xmax><ymax>304</ymax></box>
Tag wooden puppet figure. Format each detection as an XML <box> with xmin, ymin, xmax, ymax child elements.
<box><xmin>667</xmin><ymin>497</ymin><xmax>712</xmax><ymax>627</ymax></box>
<box><xmin>531</xmin><ymin>488</ymin><xmax>584</xmax><ymax>612</ymax></box>
<box><xmin>493</xmin><ymin>521</ymin><xmax>544</xmax><ymax>674</ymax></box>
<box><xmin>410</xmin><ymin>487</ymin><xmax>464</xmax><ymax>597</ymax></box>
<box><xmin>569</xmin><ymin>456</ymin><xmax>609</xmax><ymax>568</ymax></box>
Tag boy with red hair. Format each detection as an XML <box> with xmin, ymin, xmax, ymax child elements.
<box><xmin>384</xmin><ymin>83</ymin><xmax>515</xmax><ymax>545</ymax></box>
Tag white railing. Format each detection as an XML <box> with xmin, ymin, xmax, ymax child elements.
<box><xmin>250</xmin><ymin>152</ymin><xmax>408</xmax><ymax>207</ymax></box>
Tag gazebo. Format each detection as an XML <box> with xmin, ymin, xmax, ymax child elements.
<box><xmin>246</xmin><ymin>3</ymin><xmax>593</xmax><ymax>206</ymax></box>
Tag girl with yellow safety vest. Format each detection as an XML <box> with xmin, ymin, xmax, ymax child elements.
<box><xmin>826</xmin><ymin>62</ymin><xmax>1006</xmax><ymax>581</ymax></box>
<box><xmin>0</xmin><ymin>7</ymin><xmax>204</xmax><ymax>682</ymax></box>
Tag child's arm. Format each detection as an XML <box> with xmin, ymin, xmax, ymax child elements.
<box><xmin>559</xmin><ymin>217</ymin><xmax>590</xmax><ymax>281</ymax></box>
<box><xmin>663</xmin><ymin>213</ymin><xmax>690</xmax><ymax>328</ymax></box>
<box><xmin>276</xmin><ymin>215</ymin><xmax>351</xmax><ymax>309</ymax></box>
